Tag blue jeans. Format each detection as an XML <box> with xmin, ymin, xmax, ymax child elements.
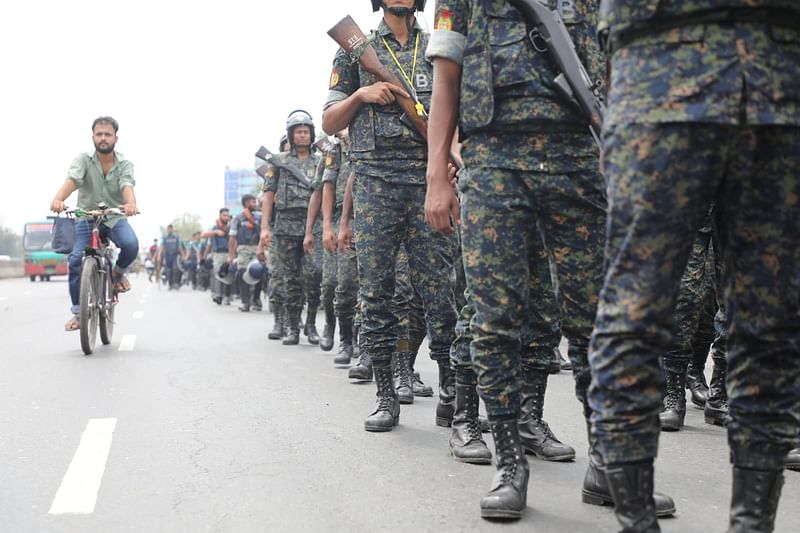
<box><xmin>68</xmin><ymin>219</ymin><xmax>139</xmax><ymax>313</ymax></box>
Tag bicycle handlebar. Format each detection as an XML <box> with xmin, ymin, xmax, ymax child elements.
<box><xmin>63</xmin><ymin>206</ymin><xmax>137</xmax><ymax>217</ymax></box>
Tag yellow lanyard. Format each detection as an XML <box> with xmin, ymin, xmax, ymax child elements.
<box><xmin>381</xmin><ymin>32</ymin><xmax>425</xmax><ymax>116</ymax></box>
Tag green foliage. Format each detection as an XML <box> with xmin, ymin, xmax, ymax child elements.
<box><xmin>159</xmin><ymin>213</ymin><xmax>203</xmax><ymax>241</ymax></box>
<box><xmin>0</xmin><ymin>227</ymin><xmax>23</xmax><ymax>257</ymax></box>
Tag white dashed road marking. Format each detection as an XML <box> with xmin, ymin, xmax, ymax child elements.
<box><xmin>132</xmin><ymin>311</ymin><xmax>144</xmax><ymax>319</ymax></box>
<box><xmin>49</xmin><ymin>418</ymin><xmax>117</xmax><ymax>515</ymax></box>
<box><xmin>118</xmin><ymin>335</ymin><xmax>136</xmax><ymax>351</ymax></box>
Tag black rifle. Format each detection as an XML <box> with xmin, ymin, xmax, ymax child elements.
<box><xmin>509</xmin><ymin>0</ymin><xmax>605</xmax><ymax>146</ymax></box>
<box><xmin>254</xmin><ymin>146</ymin><xmax>313</xmax><ymax>189</ymax></box>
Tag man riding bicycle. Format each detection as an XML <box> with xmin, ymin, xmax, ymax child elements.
<box><xmin>50</xmin><ymin>116</ymin><xmax>139</xmax><ymax>331</ymax></box>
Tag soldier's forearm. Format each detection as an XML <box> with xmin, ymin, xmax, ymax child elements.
<box><xmin>427</xmin><ymin>58</ymin><xmax>462</xmax><ymax>180</ymax></box>
<box><xmin>322</xmin><ymin>93</ymin><xmax>363</xmax><ymax>136</ymax></box>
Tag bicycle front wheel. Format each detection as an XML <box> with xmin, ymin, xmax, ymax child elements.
<box><xmin>79</xmin><ymin>258</ymin><xmax>100</xmax><ymax>355</ymax></box>
<box><xmin>99</xmin><ymin>260</ymin><xmax>115</xmax><ymax>345</ymax></box>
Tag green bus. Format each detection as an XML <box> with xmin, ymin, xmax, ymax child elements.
<box><xmin>23</xmin><ymin>221</ymin><xmax>68</xmax><ymax>281</ymax></box>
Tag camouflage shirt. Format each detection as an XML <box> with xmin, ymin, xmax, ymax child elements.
<box><xmin>426</xmin><ymin>0</ymin><xmax>604</xmax><ymax>137</ymax></box>
<box><xmin>321</xmin><ymin>135</ymin><xmax>352</xmax><ymax>212</ymax></box>
<box><xmin>599</xmin><ymin>0</ymin><xmax>800</xmax><ymax>126</ymax></box>
<box><xmin>262</xmin><ymin>149</ymin><xmax>321</xmax><ymax>237</ymax></box>
<box><xmin>426</xmin><ymin>0</ymin><xmax>601</xmax><ymax>169</ymax></box>
<box><xmin>324</xmin><ymin>20</ymin><xmax>431</xmax><ymax>185</ymax></box>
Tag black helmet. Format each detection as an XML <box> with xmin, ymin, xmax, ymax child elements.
<box><xmin>285</xmin><ymin>109</ymin><xmax>315</xmax><ymax>147</ymax></box>
<box><xmin>371</xmin><ymin>0</ymin><xmax>426</xmax><ymax>12</ymax></box>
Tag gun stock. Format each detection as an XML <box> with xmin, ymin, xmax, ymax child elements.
<box><xmin>255</xmin><ymin>164</ymin><xmax>269</xmax><ymax>179</ymax></box>
<box><xmin>327</xmin><ymin>15</ymin><xmax>429</xmax><ymax>142</ymax></box>
<box><xmin>255</xmin><ymin>146</ymin><xmax>272</xmax><ymax>161</ymax></box>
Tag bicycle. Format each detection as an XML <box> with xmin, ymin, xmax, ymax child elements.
<box><xmin>65</xmin><ymin>206</ymin><xmax>126</xmax><ymax>355</ymax></box>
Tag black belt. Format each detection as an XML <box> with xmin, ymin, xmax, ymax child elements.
<box><xmin>603</xmin><ymin>7</ymin><xmax>800</xmax><ymax>55</ymax></box>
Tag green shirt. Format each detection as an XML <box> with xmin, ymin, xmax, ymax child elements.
<box><xmin>67</xmin><ymin>151</ymin><xmax>135</xmax><ymax>227</ymax></box>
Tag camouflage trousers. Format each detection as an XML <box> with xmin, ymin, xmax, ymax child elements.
<box><xmin>322</xmin><ymin>248</ymin><xmax>337</xmax><ymax>314</ymax></box>
<box><xmin>274</xmin><ymin>232</ymin><xmax>321</xmax><ymax>312</ymax></box>
<box><xmin>589</xmin><ymin>123</ymin><xmax>800</xmax><ymax>469</ymax></box>
<box><xmin>268</xmin><ymin>240</ymin><xmax>285</xmax><ymax>307</ymax></box>
<box><xmin>460</xmin><ymin>164</ymin><xmax>606</xmax><ymax>419</ymax></box>
<box><xmin>304</xmin><ymin>229</ymin><xmax>323</xmax><ymax>310</ymax></box>
<box><xmin>334</xmin><ymin>215</ymin><xmax>360</xmax><ymax>321</ymax></box>
<box><xmin>451</xmin><ymin>225</ymin><xmax>563</xmax><ymax>381</ymax></box>
<box><xmin>393</xmin><ymin>244</ymin><xmax>427</xmax><ymax>356</ymax></box>
<box><xmin>353</xmin><ymin>175</ymin><xmax>457</xmax><ymax>366</ymax></box>
<box><xmin>235</xmin><ymin>244</ymin><xmax>258</xmax><ymax>269</ymax></box>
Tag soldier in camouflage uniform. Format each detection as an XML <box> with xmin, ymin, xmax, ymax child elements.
<box><xmin>426</xmin><ymin>0</ymin><xmax>676</xmax><ymax>520</ymax></box>
<box><xmin>267</xmin><ymin>135</ymin><xmax>290</xmax><ymax>341</ymax></box>
<box><xmin>258</xmin><ymin>111</ymin><xmax>322</xmax><ymax>346</ymax></box>
<box><xmin>227</xmin><ymin>194</ymin><xmax>262</xmax><ymax>312</ymax></box>
<box><xmin>588</xmin><ymin>2</ymin><xmax>800</xmax><ymax>531</ymax></box>
<box><xmin>320</xmin><ymin>132</ymin><xmax>362</xmax><ymax>366</ymax></box>
<box><xmin>322</xmin><ymin>0</ymin><xmax>458</xmax><ymax>433</ymax></box>
<box><xmin>304</xmin><ymin>150</ymin><xmax>330</xmax><ymax>347</ymax></box>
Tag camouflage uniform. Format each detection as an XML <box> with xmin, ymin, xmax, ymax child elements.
<box><xmin>326</xmin><ymin>19</ymin><xmax>458</xmax><ymax>431</ymax></box>
<box><xmin>427</xmin><ymin>0</ymin><xmax>606</xmax><ymax>420</ymax></box>
<box><xmin>326</xmin><ymin>20</ymin><xmax>458</xmax><ymax>371</ymax></box>
<box><xmin>588</xmin><ymin>1</ymin><xmax>800</xmax><ymax>529</ymax></box>
<box><xmin>263</xmin><ymin>149</ymin><xmax>322</xmax><ymax>317</ymax></box>
<box><xmin>321</xmin><ymin>137</ymin><xmax>360</xmax><ymax>324</ymax></box>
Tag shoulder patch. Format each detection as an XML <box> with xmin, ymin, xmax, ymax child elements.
<box><xmin>435</xmin><ymin>8</ymin><xmax>454</xmax><ymax>31</ymax></box>
<box><xmin>329</xmin><ymin>67</ymin><xmax>340</xmax><ymax>89</ymax></box>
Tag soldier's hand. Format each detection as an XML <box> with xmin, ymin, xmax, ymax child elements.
<box><xmin>323</xmin><ymin>227</ymin><xmax>337</xmax><ymax>254</ymax></box>
<box><xmin>357</xmin><ymin>82</ymin><xmax>409</xmax><ymax>106</ymax></box>
<box><xmin>226</xmin><ymin>256</ymin><xmax>233</xmax><ymax>266</ymax></box>
<box><xmin>338</xmin><ymin>224</ymin><xmax>353</xmax><ymax>252</ymax></box>
<box><xmin>256</xmin><ymin>245</ymin><xmax>267</xmax><ymax>263</ymax></box>
<box><xmin>50</xmin><ymin>199</ymin><xmax>65</xmax><ymax>213</ymax></box>
<box><xmin>260</xmin><ymin>229</ymin><xmax>272</xmax><ymax>249</ymax></box>
<box><xmin>425</xmin><ymin>170</ymin><xmax>460</xmax><ymax>234</ymax></box>
<box><xmin>303</xmin><ymin>233</ymin><xmax>314</xmax><ymax>255</ymax></box>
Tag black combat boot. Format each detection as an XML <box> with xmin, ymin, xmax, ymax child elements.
<box><xmin>349</xmin><ymin>349</ymin><xmax>372</xmax><ymax>381</ymax></box>
<box><xmin>268</xmin><ymin>304</ymin><xmax>285</xmax><ymax>340</ymax></box>
<box><xmin>364</xmin><ymin>363</ymin><xmax>400</xmax><ymax>432</ymax></box>
<box><xmin>480</xmin><ymin>418</ymin><xmax>529</xmax><ymax>519</ymax></box>
<box><xmin>282</xmin><ymin>307</ymin><xmax>301</xmax><ymax>345</ymax></box>
<box><xmin>686</xmin><ymin>361</ymin><xmax>709</xmax><ymax>408</ymax></box>
<box><xmin>409</xmin><ymin>352</ymin><xmax>433</xmax><ymax>397</ymax></box>
<box><xmin>435</xmin><ymin>362</ymin><xmax>456</xmax><ymax>428</ymax></box>
<box><xmin>727</xmin><ymin>467</ymin><xmax>784</xmax><ymax>533</ymax></box>
<box><xmin>319</xmin><ymin>305</ymin><xmax>335</xmax><ymax>351</ymax></box>
<box><xmin>518</xmin><ymin>368</ymin><xmax>575</xmax><ymax>461</ymax></box>
<box><xmin>237</xmin><ymin>273</ymin><xmax>251</xmax><ymax>312</ymax></box>
<box><xmin>333</xmin><ymin>317</ymin><xmax>354</xmax><ymax>365</ymax></box>
<box><xmin>659</xmin><ymin>368</ymin><xmax>686</xmax><ymax>431</ymax></box>
<box><xmin>305</xmin><ymin>306</ymin><xmax>319</xmax><ymax>345</ymax></box>
<box><xmin>450</xmin><ymin>371</ymin><xmax>492</xmax><ymax>464</ymax></box>
<box><xmin>393</xmin><ymin>352</ymin><xmax>414</xmax><ymax>404</ymax></box>
<box><xmin>582</xmin><ymin>421</ymin><xmax>676</xmax><ymax>517</ymax></box>
<box><xmin>787</xmin><ymin>449</ymin><xmax>800</xmax><ymax>471</ymax></box>
<box><xmin>705</xmin><ymin>361</ymin><xmax>728</xmax><ymax>426</ymax></box>
<box><xmin>604</xmin><ymin>460</ymin><xmax>660</xmax><ymax>532</ymax></box>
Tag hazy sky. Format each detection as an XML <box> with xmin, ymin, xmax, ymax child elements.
<box><xmin>0</xmin><ymin>1</ymin><xmax>434</xmax><ymax>242</ymax></box>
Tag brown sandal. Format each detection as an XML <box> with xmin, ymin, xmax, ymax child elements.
<box><xmin>114</xmin><ymin>274</ymin><xmax>132</xmax><ymax>293</ymax></box>
<box><xmin>64</xmin><ymin>314</ymin><xmax>80</xmax><ymax>331</ymax></box>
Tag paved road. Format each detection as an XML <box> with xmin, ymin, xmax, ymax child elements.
<box><xmin>0</xmin><ymin>275</ymin><xmax>797</xmax><ymax>532</ymax></box>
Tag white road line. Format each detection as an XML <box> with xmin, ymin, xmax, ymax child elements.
<box><xmin>118</xmin><ymin>335</ymin><xmax>136</xmax><ymax>351</ymax></box>
<box><xmin>132</xmin><ymin>311</ymin><xmax>144</xmax><ymax>320</ymax></box>
<box><xmin>48</xmin><ymin>418</ymin><xmax>117</xmax><ymax>515</ymax></box>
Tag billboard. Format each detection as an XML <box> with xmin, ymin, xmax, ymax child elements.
<box><xmin>224</xmin><ymin>166</ymin><xmax>262</xmax><ymax>215</ymax></box>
